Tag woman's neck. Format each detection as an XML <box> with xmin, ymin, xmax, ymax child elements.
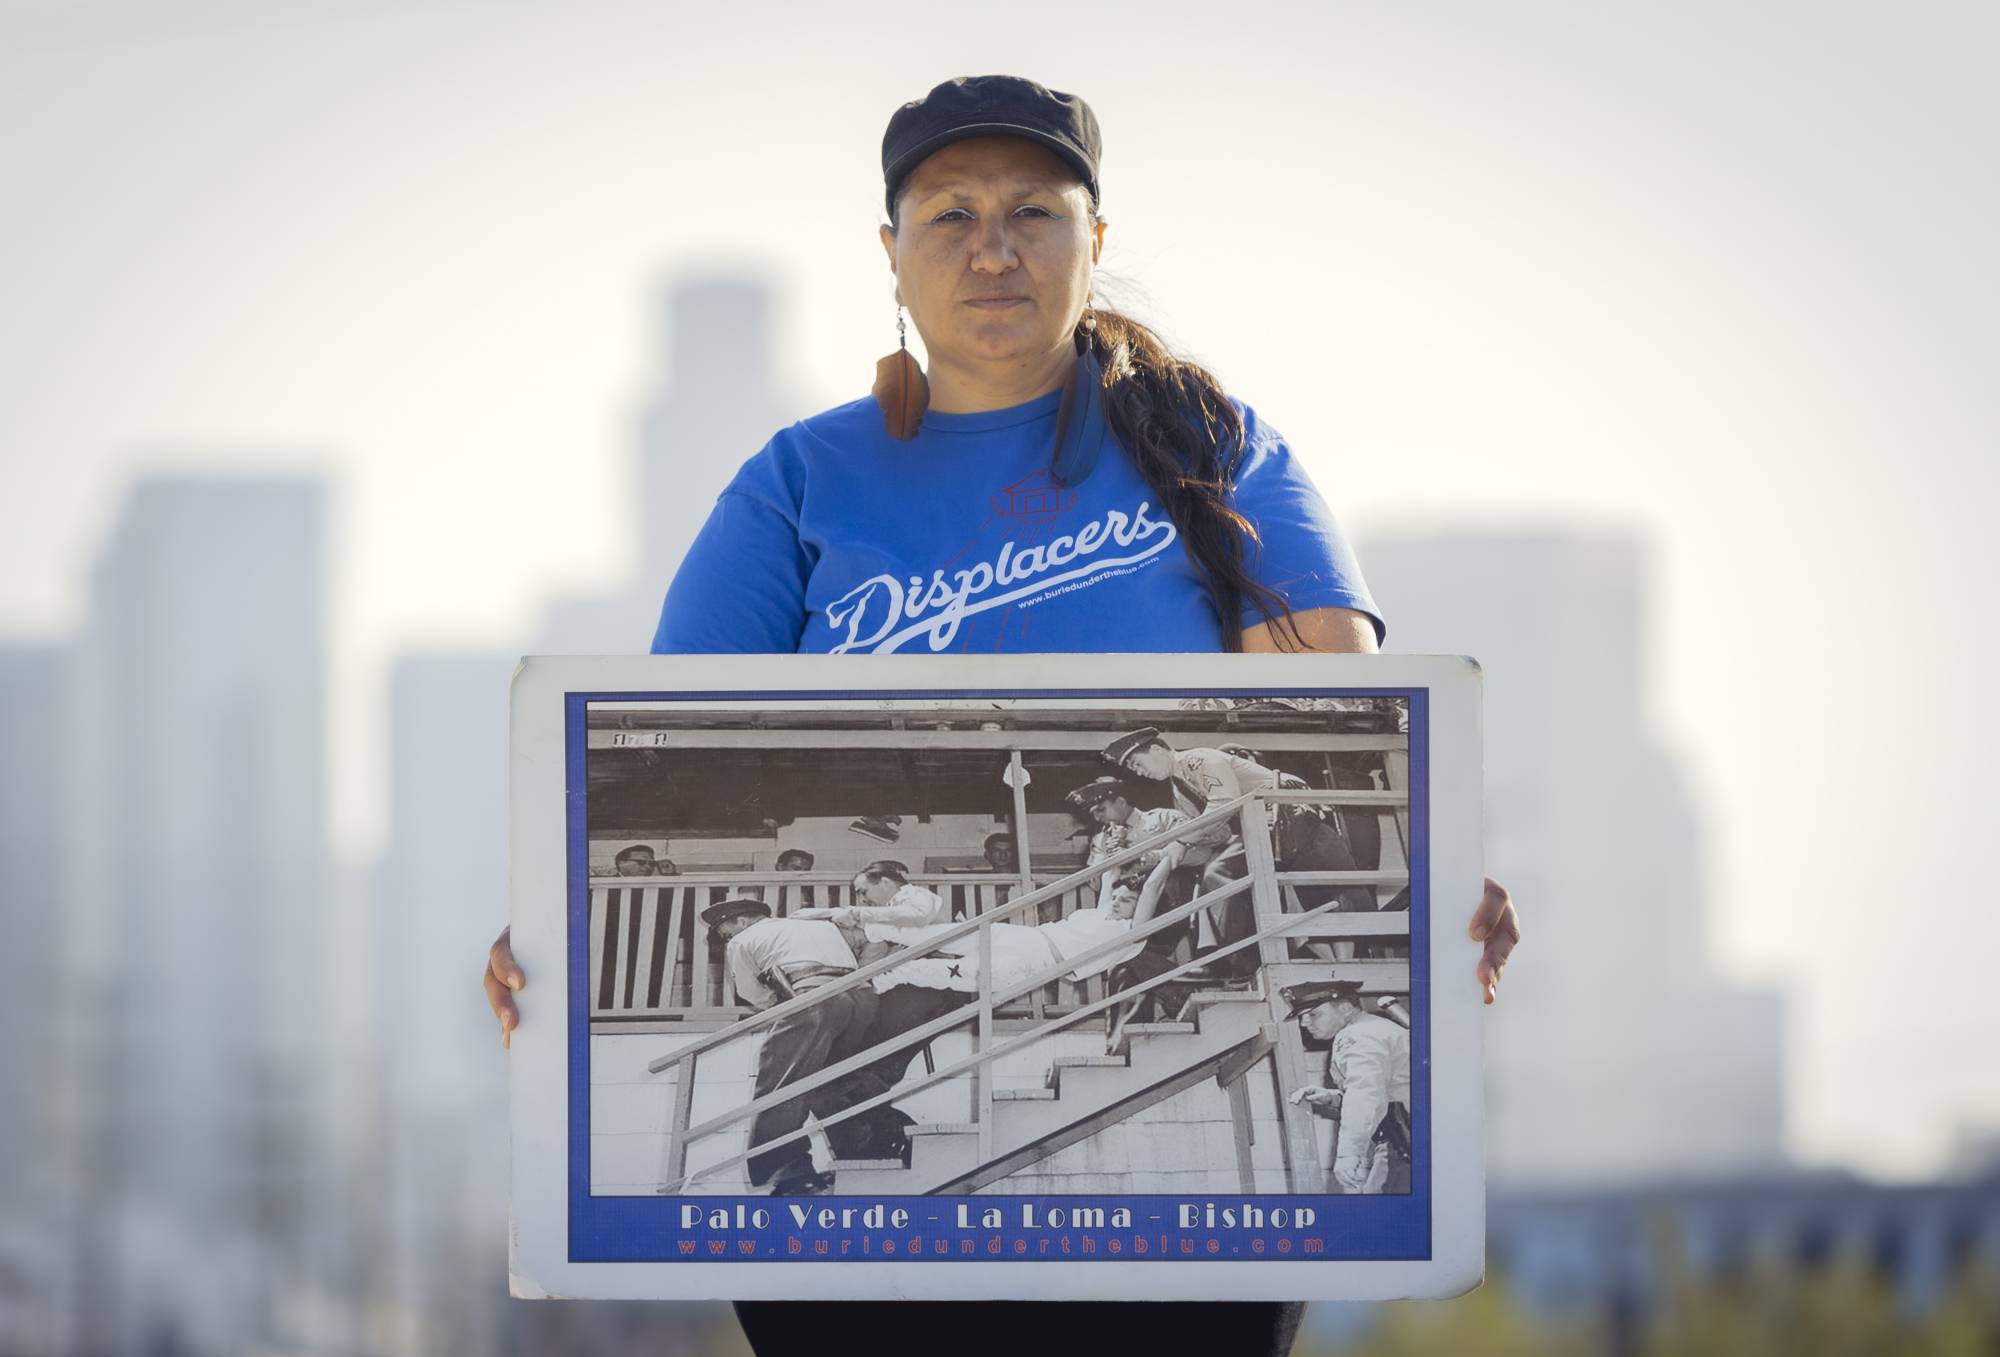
<box><xmin>923</xmin><ymin>342</ymin><xmax>1074</xmax><ymax>414</ymax></box>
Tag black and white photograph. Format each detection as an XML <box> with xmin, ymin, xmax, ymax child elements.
<box><xmin>507</xmin><ymin>652</ymin><xmax>1486</xmax><ymax>1303</ymax></box>
<box><xmin>585</xmin><ymin>692</ymin><xmax>1415</xmax><ymax>1200</ymax></box>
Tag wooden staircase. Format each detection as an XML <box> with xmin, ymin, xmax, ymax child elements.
<box><xmin>831</xmin><ymin>990</ymin><xmax>1273</xmax><ymax>1195</ymax></box>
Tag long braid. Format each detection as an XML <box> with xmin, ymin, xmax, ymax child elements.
<box><xmin>1086</xmin><ymin>309</ymin><xmax>1301</xmax><ymax>651</ymax></box>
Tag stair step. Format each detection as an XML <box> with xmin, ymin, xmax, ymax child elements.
<box><xmin>830</xmin><ymin>1158</ymin><xmax>904</xmax><ymax>1170</ymax></box>
<box><xmin>1046</xmin><ymin>1054</ymin><xmax>1127</xmax><ymax>1090</ymax></box>
<box><xmin>1108</xmin><ymin>1020</ymin><xmax>1197</xmax><ymax>1056</ymax></box>
<box><xmin>994</xmin><ymin>1087</ymin><xmax>1056</xmax><ymax>1101</ymax></box>
<box><xmin>1175</xmin><ymin>988</ymin><xmax>1267</xmax><ymax>1021</ymax></box>
<box><xmin>1122</xmin><ymin>1022</ymin><xmax>1197</xmax><ymax>1037</ymax></box>
<box><xmin>909</xmin><ymin>1122</ymin><xmax>979</xmax><ymax>1137</ymax></box>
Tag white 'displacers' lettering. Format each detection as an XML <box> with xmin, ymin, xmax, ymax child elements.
<box><xmin>824</xmin><ymin>500</ymin><xmax>1177</xmax><ymax>653</ymax></box>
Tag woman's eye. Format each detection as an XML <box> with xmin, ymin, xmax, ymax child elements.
<box><xmin>928</xmin><ymin>205</ymin><xmax>1059</xmax><ymax>223</ymax></box>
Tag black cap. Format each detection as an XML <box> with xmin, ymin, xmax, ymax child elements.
<box><xmin>1101</xmin><ymin>726</ymin><xmax>1165</xmax><ymax>767</ymax></box>
<box><xmin>882</xmin><ymin>75</ymin><xmax>1101</xmax><ymax>219</ymax></box>
<box><xmin>1063</xmin><ymin>775</ymin><xmax>1129</xmax><ymax>813</ymax></box>
<box><xmin>1281</xmin><ymin>979</ymin><xmax>1365</xmax><ymax>1019</ymax></box>
<box><xmin>700</xmin><ymin>897</ymin><xmax>773</xmax><ymax>929</ymax></box>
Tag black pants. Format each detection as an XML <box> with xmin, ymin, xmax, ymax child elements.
<box><xmin>737</xmin><ymin>1301</ymin><xmax>1306</xmax><ymax>1356</ymax></box>
<box><xmin>744</xmin><ymin>986</ymin><xmax>880</xmax><ymax>1187</ymax></box>
<box><xmin>1190</xmin><ymin>813</ymin><xmax>1377</xmax><ymax>973</ymax></box>
<box><xmin>1276</xmin><ymin>809</ymin><xmax>1371</xmax><ymax>913</ymax></box>
<box><xmin>821</xmin><ymin>983</ymin><xmax>974</xmax><ymax>1126</ymax></box>
<box><xmin>1109</xmin><ymin>870</ymin><xmax>1198</xmax><ymax>1017</ymax></box>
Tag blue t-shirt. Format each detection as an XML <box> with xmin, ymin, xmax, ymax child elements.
<box><xmin>651</xmin><ymin>386</ymin><xmax>1382</xmax><ymax>655</ymax></box>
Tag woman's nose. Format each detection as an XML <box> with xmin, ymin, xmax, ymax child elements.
<box><xmin>968</xmin><ymin>218</ymin><xmax>1020</xmax><ymax>273</ymax></box>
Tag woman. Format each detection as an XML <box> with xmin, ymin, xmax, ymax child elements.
<box><xmin>484</xmin><ymin>74</ymin><xmax>1521</xmax><ymax>1357</ymax></box>
<box><xmin>867</xmin><ymin>871</ymin><xmax>1153</xmax><ymax>994</ymax></box>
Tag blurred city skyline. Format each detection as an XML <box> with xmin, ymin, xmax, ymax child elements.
<box><xmin>3</xmin><ymin>0</ymin><xmax>1994</xmax><ymax>1282</ymax></box>
<box><xmin>0</xmin><ymin>299</ymin><xmax>1804</xmax><ymax>1352</ymax></box>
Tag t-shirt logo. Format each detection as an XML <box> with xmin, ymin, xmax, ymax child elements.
<box><xmin>990</xmin><ymin>470</ymin><xmax>1076</xmax><ymax>527</ymax></box>
<box><xmin>824</xmin><ymin>498</ymin><xmax>1179</xmax><ymax>653</ymax></box>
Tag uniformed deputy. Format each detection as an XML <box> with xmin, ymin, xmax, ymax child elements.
<box><xmin>705</xmin><ymin>897</ymin><xmax>903</xmax><ymax>1195</ymax></box>
<box><xmin>1065</xmin><ymin>775</ymin><xmax>1192</xmax><ymax>905</ymax></box>
<box><xmin>1067</xmin><ymin>776</ymin><xmax>1198</xmax><ymax>1025</ymax></box>
<box><xmin>1105</xmin><ymin>727</ymin><xmax>1373</xmax><ymax>970</ymax></box>
<box><xmin>1282</xmin><ymin>979</ymin><xmax>1412</xmax><ymax>1194</ymax></box>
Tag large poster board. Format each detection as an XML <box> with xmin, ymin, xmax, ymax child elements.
<box><xmin>509</xmin><ymin>653</ymin><xmax>1483</xmax><ymax>1300</ymax></box>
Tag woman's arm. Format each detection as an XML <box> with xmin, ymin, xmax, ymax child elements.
<box><xmin>1242</xmin><ymin>605</ymin><xmax>1378</xmax><ymax>654</ymax></box>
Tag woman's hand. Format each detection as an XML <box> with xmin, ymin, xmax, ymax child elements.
<box><xmin>1469</xmin><ymin>877</ymin><xmax>1520</xmax><ymax>1005</ymax></box>
<box><xmin>484</xmin><ymin>926</ymin><xmax>525</xmax><ymax>1049</ymax></box>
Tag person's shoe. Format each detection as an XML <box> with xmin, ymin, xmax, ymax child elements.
<box><xmin>768</xmin><ymin>1169</ymin><xmax>836</xmax><ymax>1196</ymax></box>
<box><xmin>871</xmin><ymin>1108</ymin><xmax>915</xmax><ymax>1167</ymax></box>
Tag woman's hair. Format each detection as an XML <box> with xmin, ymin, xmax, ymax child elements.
<box><xmin>888</xmin><ymin>187</ymin><xmax>1302</xmax><ymax>652</ymax></box>
<box><xmin>1082</xmin><ymin>307</ymin><xmax>1300</xmax><ymax>651</ymax></box>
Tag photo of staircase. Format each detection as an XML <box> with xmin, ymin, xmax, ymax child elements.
<box><xmin>581</xmin><ymin>694</ymin><xmax>1414</xmax><ymax>1199</ymax></box>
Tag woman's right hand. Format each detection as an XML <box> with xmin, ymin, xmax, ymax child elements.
<box><xmin>484</xmin><ymin>926</ymin><xmax>526</xmax><ymax>1049</ymax></box>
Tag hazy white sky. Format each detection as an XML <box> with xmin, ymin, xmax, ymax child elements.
<box><xmin>4</xmin><ymin>0</ymin><xmax>1995</xmax><ymax>1179</ymax></box>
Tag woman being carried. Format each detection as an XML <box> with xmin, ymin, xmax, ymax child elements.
<box><xmin>868</xmin><ymin>872</ymin><xmax>1155</xmax><ymax>994</ymax></box>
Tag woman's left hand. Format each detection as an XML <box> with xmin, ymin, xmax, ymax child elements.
<box><xmin>1468</xmin><ymin>877</ymin><xmax>1520</xmax><ymax>1004</ymax></box>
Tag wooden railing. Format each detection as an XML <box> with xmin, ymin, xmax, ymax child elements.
<box><xmin>642</xmin><ymin>788</ymin><xmax>1412</xmax><ymax>1194</ymax></box>
<box><xmin>587</xmin><ymin>871</ymin><xmax>1113</xmax><ymax>1025</ymax></box>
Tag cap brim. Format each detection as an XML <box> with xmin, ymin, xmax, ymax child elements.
<box><xmin>885</xmin><ymin>122</ymin><xmax>1096</xmax><ymax>214</ymax></box>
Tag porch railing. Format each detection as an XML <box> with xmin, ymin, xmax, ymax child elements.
<box><xmin>642</xmin><ymin>787</ymin><xmax>1411</xmax><ymax>1194</ymax></box>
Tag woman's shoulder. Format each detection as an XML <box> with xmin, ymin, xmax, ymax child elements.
<box><xmin>789</xmin><ymin>395</ymin><xmax>888</xmax><ymax>450</ymax></box>
<box><xmin>1222</xmin><ymin>394</ymin><xmax>1292</xmax><ymax>455</ymax></box>
<box><xmin>722</xmin><ymin>396</ymin><xmax>882</xmax><ymax>507</ymax></box>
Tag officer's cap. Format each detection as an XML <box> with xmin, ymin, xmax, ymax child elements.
<box><xmin>1281</xmin><ymin>978</ymin><xmax>1366</xmax><ymax>1019</ymax></box>
<box><xmin>700</xmin><ymin>897</ymin><xmax>773</xmax><ymax>929</ymax></box>
<box><xmin>1063</xmin><ymin>775</ymin><xmax>1129</xmax><ymax>812</ymax></box>
<box><xmin>1101</xmin><ymin>726</ymin><xmax>1166</xmax><ymax>766</ymax></box>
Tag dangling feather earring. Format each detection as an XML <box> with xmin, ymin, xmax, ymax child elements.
<box><xmin>873</xmin><ymin>304</ymin><xmax>929</xmax><ymax>440</ymax></box>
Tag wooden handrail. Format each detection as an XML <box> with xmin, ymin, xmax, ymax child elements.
<box><xmin>664</xmin><ymin>878</ymin><xmax>1253</xmax><ymax>1156</ymax></box>
<box><xmin>642</xmin><ymin>789</ymin><xmax>1265</xmax><ymax>1074</ymax></box>
<box><xmin>639</xmin><ymin>785</ymin><xmax>1409</xmax><ymax>1190</ymax></box>
<box><xmin>661</xmin><ymin>883</ymin><xmax>1367</xmax><ymax>1193</ymax></box>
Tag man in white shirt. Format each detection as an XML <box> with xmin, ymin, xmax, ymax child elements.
<box><xmin>793</xmin><ymin>860</ymin><xmax>949</xmax><ymax>930</ymax></box>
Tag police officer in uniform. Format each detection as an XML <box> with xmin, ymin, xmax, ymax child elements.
<box><xmin>705</xmin><ymin>897</ymin><xmax>907</xmax><ymax>1194</ymax></box>
<box><xmin>1282</xmin><ymin>979</ymin><xmax>1412</xmax><ymax>1194</ymax></box>
<box><xmin>1066</xmin><ymin>775</ymin><xmax>1192</xmax><ymax>904</ymax></box>
<box><xmin>1107</xmin><ymin>726</ymin><xmax>1371</xmax><ymax>976</ymax></box>
<box><xmin>1065</xmin><ymin>776</ymin><xmax>1199</xmax><ymax>1024</ymax></box>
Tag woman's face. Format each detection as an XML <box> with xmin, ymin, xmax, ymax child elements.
<box><xmin>880</xmin><ymin>136</ymin><xmax>1105</xmax><ymax>376</ymax></box>
<box><xmin>1106</xmin><ymin>883</ymin><xmax>1140</xmax><ymax>919</ymax></box>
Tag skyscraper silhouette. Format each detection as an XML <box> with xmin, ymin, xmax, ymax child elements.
<box><xmin>61</xmin><ymin>478</ymin><xmax>331</xmax><ymax>1355</ymax></box>
<box><xmin>1360</xmin><ymin>527</ymin><xmax>1786</xmax><ymax>1183</ymax></box>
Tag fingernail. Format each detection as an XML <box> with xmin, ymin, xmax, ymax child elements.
<box><xmin>1471</xmin><ymin>924</ymin><xmax>1490</xmax><ymax>941</ymax></box>
<box><xmin>508</xmin><ymin>973</ymin><xmax>523</xmax><ymax>990</ymax></box>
